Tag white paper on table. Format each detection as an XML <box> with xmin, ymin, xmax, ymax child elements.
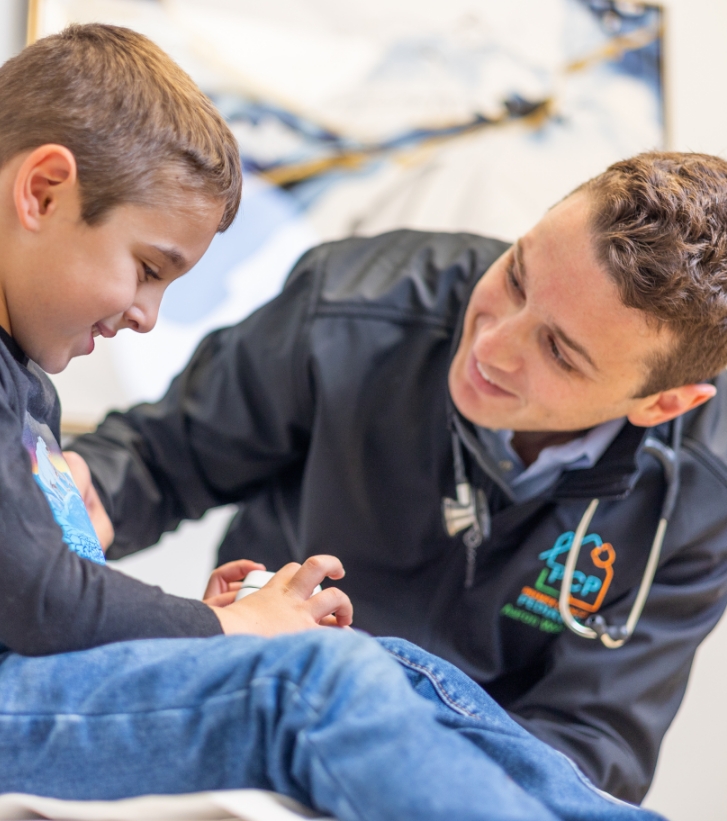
<box><xmin>0</xmin><ymin>789</ymin><xmax>337</xmax><ymax>821</ymax></box>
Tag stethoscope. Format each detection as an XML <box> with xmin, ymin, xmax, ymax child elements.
<box><xmin>445</xmin><ymin>413</ymin><xmax>683</xmax><ymax>649</ymax></box>
<box><xmin>558</xmin><ymin>415</ymin><xmax>682</xmax><ymax>648</ymax></box>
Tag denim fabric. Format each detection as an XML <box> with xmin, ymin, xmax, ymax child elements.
<box><xmin>0</xmin><ymin>631</ymin><xmax>665</xmax><ymax>821</ymax></box>
<box><xmin>380</xmin><ymin>638</ymin><xmax>664</xmax><ymax>821</ymax></box>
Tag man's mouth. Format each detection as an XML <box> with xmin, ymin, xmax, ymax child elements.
<box><xmin>468</xmin><ymin>357</ymin><xmax>516</xmax><ymax>398</ymax></box>
<box><xmin>476</xmin><ymin>362</ymin><xmax>498</xmax><ymax>385</ymax></box>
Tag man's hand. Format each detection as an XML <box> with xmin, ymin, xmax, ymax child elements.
<box><xmin>207</xmin><ymin>555</ymin><xmax>353</xmax><ymax>636</ymax></box>
<box><xmin>203</xmin><ymin>559</ymin><xmax>267</xmax><ymax>606</ymax></box>
<box><xmin>63</xmin><ymin>451</ymin><xmax>115</xmax><ymax>551</ymax></box>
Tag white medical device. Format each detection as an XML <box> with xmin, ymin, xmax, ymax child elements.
<box><xmin>235</xmin><ymin>570</ymin><xmax>322</xmax><ymax>601</ymax></box>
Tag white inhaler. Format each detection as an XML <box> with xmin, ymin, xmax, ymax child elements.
<box><xmin>235</xmin><ymin>569</ymin><xmax>322</xmax><ymax>601</ymax></box>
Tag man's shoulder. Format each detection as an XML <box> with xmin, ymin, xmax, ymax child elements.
<box><xmin>286</xmin><ymin>229</ymin><xmax>510</xmax><ymax>327</ymax></box>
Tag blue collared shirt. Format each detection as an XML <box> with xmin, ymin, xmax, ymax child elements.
<box><xmin>476</xmin><ymin>418</ymin><xmax>626</xmax><ymax>503</ymax></box>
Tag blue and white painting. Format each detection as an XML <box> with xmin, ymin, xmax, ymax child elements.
<box><xmin>35</xmin><ymin>0</ymin><xmax>664</xmax><ymax>403</ymax></box>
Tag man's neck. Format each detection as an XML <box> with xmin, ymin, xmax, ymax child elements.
<box><xmin>510</xmin><ymin>429</ymin><xmax>587</xmax><ymax>467</ymax></box>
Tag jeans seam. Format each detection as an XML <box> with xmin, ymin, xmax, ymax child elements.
<box><xmin>561</xmin><ymin>752</ymin><xmax>647</xmax><ymax>810</ymax></box>
<box><xmin>385</xmin><ymin>650</ymin><xmax>479</xmax><ymax>719</ymax></box>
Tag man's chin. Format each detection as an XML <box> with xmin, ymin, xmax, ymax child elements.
<box><xmin>450</xmin><ymin>378</ymin><xmax>509</xmax><ymax>430</ymax></box>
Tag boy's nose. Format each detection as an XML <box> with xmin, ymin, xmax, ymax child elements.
<box><xmin>123</xmin><ymin>298</ymin><xmax>160</xmax><ymax>334</ymax></box>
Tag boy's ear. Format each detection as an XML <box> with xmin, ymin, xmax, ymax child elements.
<box><xmin>627</xmin><ymin>382</ymin><xmax>717</xmax><ymax>428</ymax></box>
<box><xmin>13</xmin><ymin>144</ymin><xmax>78</xmax><ymax>231</ymax></box>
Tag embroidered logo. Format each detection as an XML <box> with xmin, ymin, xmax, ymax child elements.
<box><xmin>501</xmin><ymin>530</ymin><xmax>616</xmax><ymax>634</ymax></box>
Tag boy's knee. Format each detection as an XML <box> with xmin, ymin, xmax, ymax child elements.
<box><xmin>259</xmin><ymin>629</ymin><xmax>401</xmax><ymax>696</ymax></box>
<box><xmin>278</xmin><ymin>628</ymin><xmax>382</xmax><ymax>670</ymax></box>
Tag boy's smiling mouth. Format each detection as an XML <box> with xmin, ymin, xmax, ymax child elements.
<box><xmin>92</xmin><ymin>322</ymin><xmax>116</xmax><ymax>339</ymax></box>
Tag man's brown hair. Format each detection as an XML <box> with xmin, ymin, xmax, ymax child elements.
<box><xmin>0</xmin><ymin>23</ymin><xmax>241</xmax><ymax>230</ymax></box>
<box><xmin>578</xmin><ymin>151</ymin><xmax>727</xmax><ymax>396</ymax></box>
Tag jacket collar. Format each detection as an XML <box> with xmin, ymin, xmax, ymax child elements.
<box><xmin>551</xmin><ymin>421</ymin><xmax>650</xmax><ymax>500</ymax></box>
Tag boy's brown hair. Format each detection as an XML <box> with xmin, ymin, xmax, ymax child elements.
<box><xmin>578</xmin><ymin>151</ymin><xmax>727</xmax><ymax>396</ymax></box>
<box><xmin>0</xmin><ymin>23</ymin><xmax>241</xmax><ymax>230</ymax></box>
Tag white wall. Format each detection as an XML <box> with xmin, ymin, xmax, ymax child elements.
<box><xmin>639</xmin><ymin>3</ymin><xmax>727</xmax><ymax>818</ymax></box>
<box><xmin>0</xmin><ymin>0</ymin><xmax>26</xmax><ymax>62</ymax></box>
<box><xmin>2</xmin><ymin>2</ymin><xmax>727</xmax><ymax>817</ymax></box>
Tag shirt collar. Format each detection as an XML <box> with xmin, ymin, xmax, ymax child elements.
<box><xmin>478</xmin><ymin>418</ymin><xmax>626</xmax><ymax>487</ymax></box>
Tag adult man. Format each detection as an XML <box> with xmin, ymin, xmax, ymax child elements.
<box><xmin>71</xmin><ymin>152</ymin><xmax>727</xmax><ymax>803</ymax></box>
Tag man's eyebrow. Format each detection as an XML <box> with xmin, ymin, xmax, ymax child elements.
<box><xmin>151</xmin><ymin>244</ymin><xmax>187</xmax><ymax>270</ymax></box>
<box><xmin>517</xmin><ymin>239</ymin><xmax>599</xmax><ymax>373</ymax></box>
<box><xmin>552</xmin><ymin>324</ymin><xmax>598</xmax><ymax>372</ymax></box>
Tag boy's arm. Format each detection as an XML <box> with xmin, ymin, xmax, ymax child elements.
<box><xmin>68</xmin><ymin>262</ymin><xmax>319</xmax><ymax>558</ymax></box>
<box><xmin>1</xmin><ymin>402</ymin><xmax>351</xmax><ymax>654</ymax></box>
<box><xmin>0</xmin><ymin>400</ymin><xmax>223</xmax><ymax>656</ymax></box>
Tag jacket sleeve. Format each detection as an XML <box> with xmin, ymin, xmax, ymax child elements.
<box><xmin>0</xmin><ymin>393</ymin><xmax>222</xmax><ymax>657</ymax></box>
<box><xmin>69</xmin><ymin>257</ymin><xmax>319</xmax><ymax>560</ymax></box>
<box><xmin>507</xmin><ymin>482</ymin><xmax>727</xmax><ymax>803</ymax></box>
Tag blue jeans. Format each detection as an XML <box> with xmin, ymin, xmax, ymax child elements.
<box><xmin>0</xmin><ymin>631</ymin><xmax>663</xmax><ymax>821</ymax></box>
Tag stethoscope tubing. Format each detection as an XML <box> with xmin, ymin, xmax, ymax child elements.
<box><xmin>558</xmin><ymin>416</ymin><xmax>683</xmax><ymax>648</ymax></box>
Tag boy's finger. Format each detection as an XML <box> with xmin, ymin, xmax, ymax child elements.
<box><xmin>287</xmin><ymin>555</ymin><xmax>345</xmax><ymax>599</ymax></box>
<box><xmin>204</xmin><ymin>561</ymin><xmax>263</xmax><ymax>599</ymax></box>
<box><xmin>203</xmin><ymin>590</ymin><xmax>238</xmax><ymax>607</ymax></box>
<box><xmin>214</xmin><ymin>559</ymin><xmax>265</xmax><ymax>583</ymax></box>
<box><xmin>307</xmin><ymin>587</ymin><xmax>353</xmax><ymax>627</ymax></box>
<box><xmin>270</xmin><ymin>562</ymin><xmax>303</xmax><ymax>587</ymax></box>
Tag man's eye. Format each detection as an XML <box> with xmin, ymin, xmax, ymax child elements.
<box><xmin>142</xmin><ymin>263</ymin><xmax>161</xmax><ymax>282</ymax></box>
<box><xmin>548</xmin><ymin>336</ymin><xmax>573</xmax><ymax>372</ymax></box>
<box><xmin>507</xmin><ymin>259</ymin><xmax>523</xmax><ymax>295</ymax></box>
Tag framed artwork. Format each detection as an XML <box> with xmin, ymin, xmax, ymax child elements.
<box><xmin>30</xmin><ymin>0</ymin><xmax>665</xmax><ymax>406</ymax></box>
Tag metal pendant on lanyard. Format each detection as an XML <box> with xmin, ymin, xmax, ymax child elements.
<box><xmin>558</xmin><ymin>416</ymin><xmax>682</xmax><ymax>648</ymax></box>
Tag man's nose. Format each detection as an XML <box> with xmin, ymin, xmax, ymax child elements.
<box><xmin>473</xmin><ymin>312</ymin><xmax>529</xmax><ymax>373</ymax></box>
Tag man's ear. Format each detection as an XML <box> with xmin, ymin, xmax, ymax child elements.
<box><xmin>13</xmin><ymin>144</ymin><xmax>78</xmax><ymax>232</ymax></box>
<box><xmin>627</xmin><ymin>383</ymin><xmax>717</xmax><ymax>428</ymax></box>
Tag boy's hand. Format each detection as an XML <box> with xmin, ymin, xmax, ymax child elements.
<box><xmin>208</xmin><ymin>555</ymin><xmax>353</xmax><ymax>636</ymax></box>
<box><xmin>63</xmin><ymin>451</ymin><xmax>115</xmax><ymax>551</ymax></box>
<box><xmin>203</xmin><ymin>559</ymin><xmax>266</xmax><ymax>607</ymax></box>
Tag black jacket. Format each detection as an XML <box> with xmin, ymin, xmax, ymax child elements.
<box><xmin>71</xmin><ymin>230</ymin><xmax>727</xmax><ymax>803</ymax></box>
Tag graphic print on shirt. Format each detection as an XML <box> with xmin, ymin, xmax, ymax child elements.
<box><xmin>501</xmin><ymin>530</ymin><xmax>615</xmax><ymax>634</ymax></box>
<box><xmin>22</xmin><ymin>412</ymin><xmax>105</xmax><ymax>564</ymax></box>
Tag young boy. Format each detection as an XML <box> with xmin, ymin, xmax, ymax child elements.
<box><xmin>0</xmin><ymin>23</ymin><xmax>666</xmax><ymax>821</ymax></box>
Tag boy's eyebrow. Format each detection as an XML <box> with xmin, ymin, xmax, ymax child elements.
<box><xmin>151</xmin><ymin>244</ymin><xmax>187</xmax><ymax>271</ymax></box>
<box><xmin>516</xmin><ymin>240</ymin><xmax>599</xmax><ymax>373</ymax></box>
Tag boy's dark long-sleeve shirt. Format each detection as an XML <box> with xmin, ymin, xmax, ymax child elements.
<box><xmin>70</xmin><ymin>230</ymin><xmax>727</xmax><ymax>803</ymax></box>
<box><xmin>0</xmin><ymin>327</ymin><xmax>221</xmax><ymax>656</ymax></box>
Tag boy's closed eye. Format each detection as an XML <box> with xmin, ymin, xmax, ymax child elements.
<box><xmin>141</xmin><ymin>262</ymin><xmax>161</xmax><ymax>282</ymax></box>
